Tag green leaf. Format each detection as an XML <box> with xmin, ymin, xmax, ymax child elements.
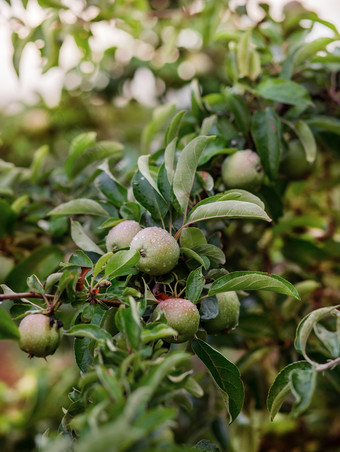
<box><xmin>137</xmin><ymin>155</ymin><xmax>165</xmax><ymax>199</ymax></box>
<box><xmin>65</xmin><ymin>132</ymin><xmax>97</xmax><ymax>179</ymax></box>
<box><xmin>0</xmin><ymin>200</ymin><xmax>16</xmax><ymax>238</ymax></box>
<box><xmin>141</xmin><ymin>323</ymin><xmax>178</xmax><ymax>344</ymax></box>
<box><xmin>237</xmin><ymin>29</ymin><xmax>251</xmax><ymax>77</ymax></box>
<box><xmin>165</xmin><ymin>110</ymin><xmax>186</xmax><ymax>146</ymax></box>
<box><xmin>294</xmin><ymin>120</ymin><xmax>317</xmax><ymax>163</ymax></box>
<box><xmin>186</xmin><ymin>267</ymin><xmax>205</xmax><ymax>303</ymax></box>
<box><xmin>120</xmin><ymin>202</ymin><xmax>142</xmax><ymax>222</ymax></box>
<box><xmin>252</xmin><ymin>108</ymin><xmax>281</xmax><ymax>180</ymax></box>
<box><xmin>96</xmin><ymin>171</ymin><xmax>127</xmax><ymax>208</ymax></box>
<box><xmin>69</xmin><ymin>250</ymin><xmax>93</xmax><ymax>268</ymax></box>
<box><xmin>164</xmin><ymin>138</ymin><xmax>177</xmax><ymax>185</ymax></box>
<box><xmin>200</xmin><ymin>296</ymin><xmax>219</xmax><ymax>320</ymax></box>
<box><xmin>96</xmin><ymin>366</ymin><xmax>122</xmax><ymax>401</ymax></box>
<box><xmin>314</xmin><ymin>323</ymin><xmax>340</xmax><ymax>358</ymax></box>
<box><xmin>26</xmin><ymin>275</ymin><xmax>45</xmax><ymax>295</ymax></box>
<box><xmin>132</xmin><ymin>170</ymin><xmax>168</xmax><ymax>221</ymax></box>
<box><xmin>0</xmin><ymin>308</ymin><xmax>20</xmax><ymax>340</ymax></box>
<box><xmin>180</xmin><ymin>227</ymin><xmax>207</xmax><ymax>248</ymax></box>
<box><xmin>307</xmin><ymin>116</ymin><xmax>340</xmax><ymax>134</ymax></box>
<box><xmin>200</xmin><ymin>115</ymin><xmax>217</xmax><ymax>136</ymax></box>
<box><xmin>66</xmin><ymin>136</ymin><xmax>122</xmax><ymax>180</ymax></box>
<box><xmin>30</xmin><ymin>145</ymin><xmax>49</xmax><ymax>183</ymax></box>
<box><xmin>290</xmin><ymin>366</ymin><xmax>316</xmax><ymax>417</ymax></box>
<box><xmin>293</xmin><ymin>37</ymin><xmax>336</xmax><ymax>69</ymax></box>
<box><xmin>6</xmin><ymin>246</ymin><xmax>64</xmax><ymax>292</ymax></box>
<box><xmin>193</xmin><ymin>244</ymin><xmax>226</xmax><ymax>265</ymax></box>
<box><xmin>74</xmin><ymin>306</ymin><xmax>105</xmax><ymax>372</ymax></box>
<box><xmin>209</xmin><ymin>271</ymin><xmax>300</xmax><ymax>299</ymax></box>
<box><xmin>115</xmin><ymin>301</ymin><xmax>141</xmax><ymax>351</ymax></box>
<box><xmin>141</xmin><ymin>104</ymin><xmax>176</xmax><ymax>154</ymax></box>
<box><xmin>294</xmin><ymin>305</ymin><xmax>340</xmax><ymax>363</ymax></box>
<box><xmin>198</xmin><ymin>146</ymin><xmax>236</xmax><ymax>166</ymax></box>
<box><xmin>71</xmin><ymin>221</ymin><xmax>104</xmax><ymax>255</ymax></box>
<box><xmin>66</xmin><ymin>324</ymin><xmax>112</xmax><ymax>341</ymax></box>
<box><xmin>181</xmin><ymin>248</ymin><xmax>209</xmax><ymax>270</ymax></box>
<box><xmin>173</xmin><ymin>136</ymin><xmax>215</xmax><ymax>214</ymax></box>
<box><xmin>256</xmin><ymin>79</ymin><xmax>312</xmax><ymax>108</ymax></box>
<box><xmin>190</xmin><ymin>190</ymin><xmax>265</xmax><ymax>213</ymax></box>
<box><xmin>93</xmin><ymin>252</ymin><xmax>113</xmax><ymax>278</ymax></box>
<box><xmin>48</xmin><ymin>199</ymin><xmax>110</xmax><ymax>217</ymax></box>
<box><xmin>104</xmin><ymin>250</ymin><xmax>140</xmax><ymax>278</ymax></box>
<box><xmin>225</xmin><ymin>90</ymin><xmax>251</xmax><ymax>133</ymax></box>
<box><xmin>192</xmin><ymin>339</ymin><xmax>244</xmax><ymax>423</ymax></box>
<box><xmin>187</xmin><ymin>200</ymin><xmax>271</xmax><ymax>225</ymax></box>
<box><xmin>267</xmin><ymin>361</ymin><xmax>315</xmax><ymax>420</ymax></box>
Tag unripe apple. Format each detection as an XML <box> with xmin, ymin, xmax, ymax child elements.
<box><xmin>280</xmin><ymin>140</ymin><xmax>314</xmax><ymax>180</ymax></box>
<box><xmin>154</xmin><ymin>298</ymin><xmax>200</xmax><ymax>343</ymax></box>
<box><xmin>19</xmin><ymin>314</ymin><xmax>62</xmax><ymax>358</ymax></box>
<box><xmin>204</xmin><ymin>291</ymin><xmax>240</xmax><ymax>334</ymax></box>
<box><xmin>222</xmin><ymin>150</ymin><xmax>264</xmax><ymax>190</ymax></box>
<box><xmin>106</xmin><ymin>220</ymin><xmax>142</xmax><ymax>251</ymax></box>
<box><xmin>130</xmin><ymin>227</ymin><xmax>180</xmax><ymax>275</ymax></box>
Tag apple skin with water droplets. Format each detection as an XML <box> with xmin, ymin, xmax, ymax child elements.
<box><xmin>19</xmin><ymin>314</ymin><xmax>62</xmax><ymax>358</ymax></box>
<box><xmin>130</xmin><ymin>227</ymin><xmax>180</xmax><ymax>276</ymax></box>
<box><xmin>106</xmin><ymin>220</ymin><xmax>142</xmax><ymax>251</ymax></box>
<box><xmin>154</xmin><ymin>298</ymin><xmax>200</xmax><ymax>343</ymax></box>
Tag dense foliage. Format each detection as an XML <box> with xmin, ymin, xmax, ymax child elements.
<box><xmin>1</xmin><ymin>1</ymin><xmax>340</xmax><ymax>451</ymax></box>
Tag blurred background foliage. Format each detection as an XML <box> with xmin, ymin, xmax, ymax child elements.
<box><xmin>1</xmin><ymin>0</ymin><xmax>340</xmax><ymax>451</ymax></box>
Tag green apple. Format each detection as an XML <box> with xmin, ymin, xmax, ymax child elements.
<box><xmin>106</xmin><ymin>220</ymin><xmax>142</xmax><ymax>251</ymax></box>
<box><xmin>130</xmin><ymin>227</ymin><xmax>180</xmax><ymax>275</ymax></box>
<box><xmin>154</xmin><ymin>298</ymin><xmax>200</xmax><ymax>343</ymax></box>
<box><xmin>222</xmin><ymin>150</ymin><xmax>264</xmax><ymax>190</ymax></box>
<box><xmin>280</xmin><ymin>140</ymin><xmax>314</xmax><ymax>180</ymax></box>
<box><xmin>19</xmin><ymin>314</ymin><xmax>62</xmax><ymax>358</ymax></box>
<box><xmin>204</xmin><ymin>291</ymin><xmax>240</xmax><ymax>334</ymax></box>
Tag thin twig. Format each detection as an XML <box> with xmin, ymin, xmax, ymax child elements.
<box><xmin>0</xmin><ymin>292</ymin><xmax>54</xmax><ymax>302</ymax></box>
<box><xmin>316</xmin><ymin>357</ymin><xmax>340</xmax><ymax>372</ymax></box>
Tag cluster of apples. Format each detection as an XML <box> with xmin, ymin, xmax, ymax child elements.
<box><xmin>106</xmin><ymin>220</ymin><xmax>240</xmax><ymax>344</ymax></box>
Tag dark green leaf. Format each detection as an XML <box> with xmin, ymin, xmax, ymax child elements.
<box><xmin>0</xmin><ymin>308</ymin><xmax>20</xmax><ymax>340</ymax></box>
<box><xmin>96</xmin><ymin>171</ymin><xmax>127</xmax><ymax>207</ymax></box>
<box><xmin>6</xmin><ymin>246</ymin><xmax>64</xmax><ymax>292</ymax></box>
<box><xmin>192</xmin><ymin>339</ymin><xmax>244</xmax><ymax>423</ymax></box>
<box><xmin>256</xmin><ymin>79</ymin><xmax>312</xmax><ymax>108</ymax></box>
<box><xmin>132</xmin><ymin>170</ymin><xmax>168</xmax><ymax>221</ymax></box>
<box><xmin>252</xmin><ymin>108</ymin><xmax>281</xmax><ymax>180</ymax></box>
